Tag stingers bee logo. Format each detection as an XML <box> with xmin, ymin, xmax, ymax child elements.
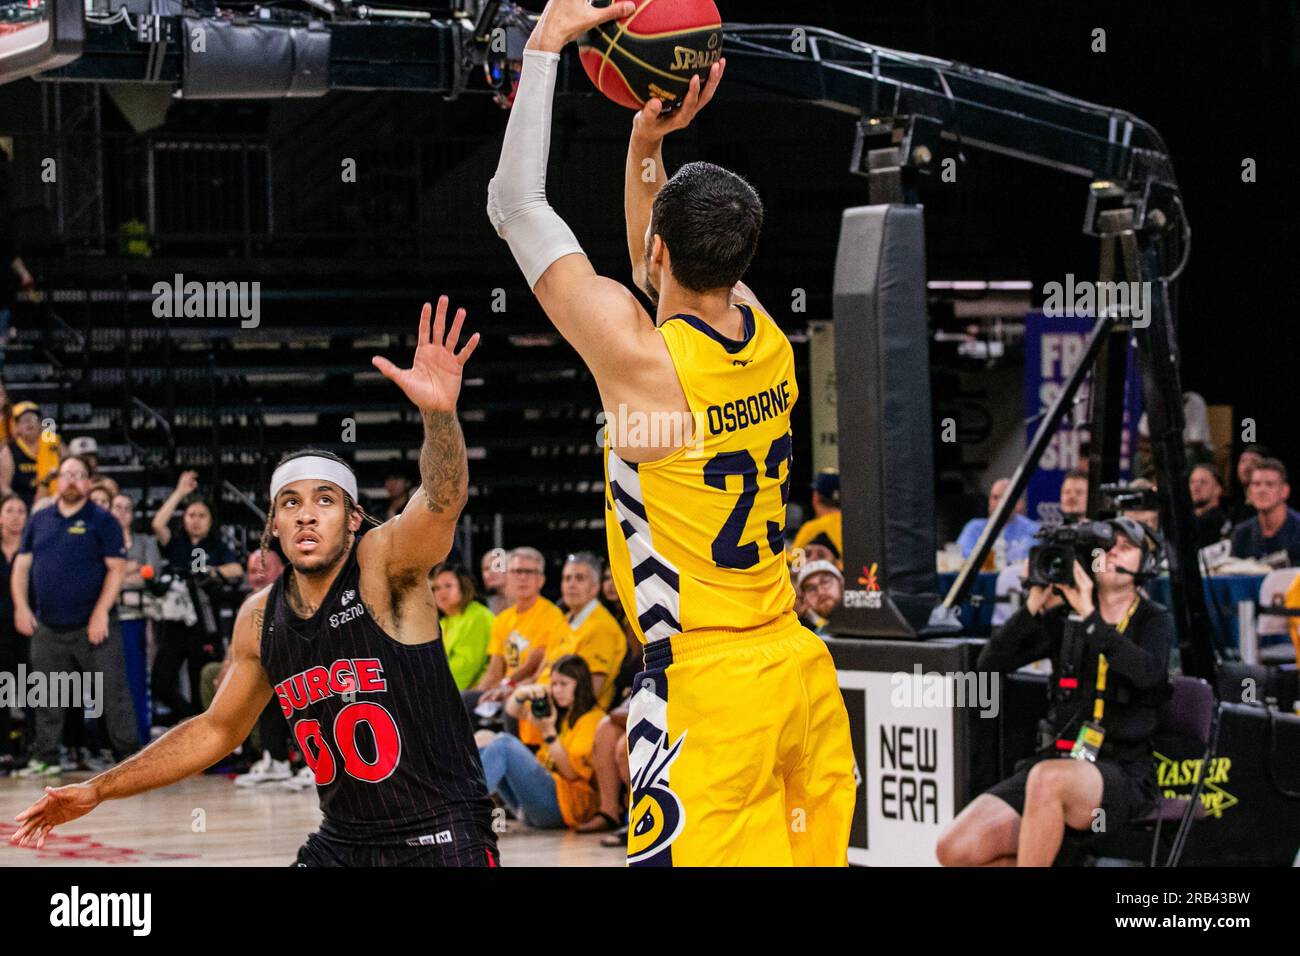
<box><xmin>626</xmin><ymin>721</ymin><xmax>687</xmax><ymax>864</ymax></box>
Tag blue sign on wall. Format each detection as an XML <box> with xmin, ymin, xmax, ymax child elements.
<box><xmin>1022</xmin><ymin>311</ymin><xmax>1144</xmax><ymax>516</ymax></box>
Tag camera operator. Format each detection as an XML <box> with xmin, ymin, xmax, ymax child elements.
<box><xmin>475</xmin><ymin>655</ymin><xmax>605</xmax><ymax>829</ymax></box>
<box><xmin>936</xmin><ymin>516</ymin><xmax>1172</xmax><ymax>867</ymax></box>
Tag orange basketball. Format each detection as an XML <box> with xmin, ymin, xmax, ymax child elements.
<box><xmin>579</xmin><ymin>0</ymin><xmax>723</xmax><ymax>111</ymax></box>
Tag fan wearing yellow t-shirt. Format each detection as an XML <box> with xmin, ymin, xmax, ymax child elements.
<box><xmin>467</xmin><ymin>547</ymin><xmax>569</xmax><ymax>713</ymax></box>
<box><xmin>478</xmin><ymin>655</ymin><xmax>606</xmax><ymax>829</ymax></box>
<box><xmin>790</xmin><ymin>468</ymin><xmax>842</xmax><ymax>567</ymax></box>
<box><xmin>516</xmin><ymin>553</ymin><xmax>626</xmax><ymax>745</ymax></box>
<box><xmin>1</xmin><ymin>402</ymin><xmax>62</xmax><ymax>506</ymax></box>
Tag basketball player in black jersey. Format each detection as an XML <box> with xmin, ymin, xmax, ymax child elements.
<box><xmin>11</xmin><ymin>296</ymin><xmax>499</xmax><ymax>867</ymax></box>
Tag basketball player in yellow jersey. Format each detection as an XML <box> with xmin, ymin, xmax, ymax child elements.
<box><xmin>487</xmin><ymin>0</ymin><xmax>855</xmax><ymax>866</ymax></box>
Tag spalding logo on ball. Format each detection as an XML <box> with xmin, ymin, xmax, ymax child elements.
<box><xmin>579</xmin><ymin>0</ymin><xmax>723</xmax><ymax>110</ymax></box>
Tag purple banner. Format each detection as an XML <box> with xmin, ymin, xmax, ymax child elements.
<box><xmin>1022</xmin><ymin>311</ymin><xmax>1144</xmax><ymax>517</ymax></box>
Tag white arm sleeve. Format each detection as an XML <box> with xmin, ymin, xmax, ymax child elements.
<box><xmin>486</xmin><ymin>49</ymin><xmax>586</xmax><ymax>290</ymax></box>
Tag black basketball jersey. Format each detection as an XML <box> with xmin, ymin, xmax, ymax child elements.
<box><xmin>260</xmin><ymin>543</ymin><xmax>495</xmax><ymax>849</ymax></box>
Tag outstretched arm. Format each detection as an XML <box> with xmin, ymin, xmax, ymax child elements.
<box><xmin>625</xmin><ymin>60</ymin><xmax>725</xmax><ymax>294</ymax></box>
<box><xmin>366</xmin><ymin>297</ymin><xmax>479</xmax><ymax>578</ymax></box>
<box><xmin>11</xmin><ymin>593</ymin><xmax>274</xmax><ymax>848</ymax></box>
<box><xmin>487</xmin><ymin>0</ymin><xmax>654</xmax><ymax>382</ymax></box>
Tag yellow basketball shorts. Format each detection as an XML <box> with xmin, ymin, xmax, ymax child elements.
<box><xmin>625</xmin><ymin>616</ymin><xmax>856</xmax><ymax>866</ymax></box>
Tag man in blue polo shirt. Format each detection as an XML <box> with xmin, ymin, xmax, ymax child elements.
<box><xmin>11</xmin><ymin>455</ymin><xmax>139</xmax><ymax>777</ymax></box>
<box><xmin>1231</xmin><ymin>458</ymin><xmax>1300</xmax><ymax>565</ymax></box>
<box><xmin>957</xmin><ymin>477</ymin><xmax>1041</xmax><ymax>564</ymax></box>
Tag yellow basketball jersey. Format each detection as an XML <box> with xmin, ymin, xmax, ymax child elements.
<box><xmin>604</xmin><ymin>303</ymin><xmax>798</xmax><ymax>644</ymax></box>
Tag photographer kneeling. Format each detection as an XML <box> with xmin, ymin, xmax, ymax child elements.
<box><xmin>937</xmin><ymin>516</ymin><xmax>1172</xmax><ymax>867</ymax></box>
<box><xmin>476</xmin><ymin>655</ymin><xmax>605</xmax><ymax>829</ymax></box>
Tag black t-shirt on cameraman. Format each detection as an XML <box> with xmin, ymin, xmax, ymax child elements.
<box><xmin>978</xmin><ymin>598</ymin><xmax>1173</xmax><ymax>764</ymax></box>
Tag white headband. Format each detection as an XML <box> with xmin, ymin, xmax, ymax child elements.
<box><xmin>270</xmin><ymin>456</ymin><xmax>359</xmax><ymax>505</ymax></box>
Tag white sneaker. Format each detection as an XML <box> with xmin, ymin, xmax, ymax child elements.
<box><xmin>281</xmin><ymin>765</ymin><xmax>317</xmax><ymax>791</ymax></box>
<box><xmin>235</xmin><ymin>754</ymin><xmax>291</xmax><ymax>787</ymax></box>
<box><xmin>17</xmin><ymin>759</ymin><xmax>62</xmax><ymax>778</ymax></box>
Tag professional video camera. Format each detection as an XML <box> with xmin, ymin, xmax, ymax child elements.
<box><xmin>1025</xmin><ymin>521</ymin><xmax>1117</xmax><ymax>587</ymax></box>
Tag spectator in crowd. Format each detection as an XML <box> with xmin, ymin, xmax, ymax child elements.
<box><xmin>431</xmin><ymin>561</ymin><xmax>493</xmax><ymax>691</ymax></box>
<box><xmin>111</xmin><ymin>493</ymin><xmax>160</xmax><ymax>746</ymax></box>
<box><xmin>797</xmin><ymin>539</ymin><xmax>839</xmax><ymax>568</ymax></box>
<box><xmin>478</xmin><ymin>654</ymin><xmax>605</xmax><ymax>830</ymax></box>
<box><xmin>380</xmin><ymin>467</ymin><xmax>414</xmax><ymax>521</ymax></box>
<box><xmin>151</xmin><ymin>471</ymin><xmax>244</xmax><ymax>583</ymax></box>
<box><xmin>247</xmin><ymin>546</ymin><xmax>285</xmax><ymax>591</ymax></box>
<box><xmin>1231</xmin><ymin>458</ymin><xmax>1300</xmax><ymax>565</ymax></box>
<box><xmin>957</xmin><ymin>477</ymin><xmax>1040</xmax><ymax>564</ymax></box>
<box><xmin>1058</xmin><ymin>468</ymin><xmax>1089</xmax><ymax>521</ymax></box>
<box><xmin>11</xmin><ymin>455</ymin><xmax>139</xmax><ymax>777</ymax></box>
<box><xmin>68</xmin><ymin>437</ymin><xmax>99</xmax><ymax>475</ymax></box>
<box><xmin>797</xmin><ymin>560</ymin><xmax>843</xmax><ymax>638</ymax></box>
<box><xmin>0</xmin><ymin>401</ymin><xmax>60</xmax><ymax>507</ymax></box>
<box><xmin>599</xmin><ymin>563</ymin><xmax>642</xmax><ymax>708</ymax></box>
<box><xmin>231</xmin><ymin>549</ymin><xmax>309</xmax><ymax>789</ymax></box>
<box><xmin>207</xmin><ymin>548</ymin><xmax>290</xmax><ymax>781</ymax></box>
<box><xmin>575</xmin><ymin>697</ymin><xmax>631</xmax><ymax>837</ymax></box>
<box><xmin>1228</xmin><ymin>444</ymin><xmax>1269</xmax><ymax>524</ymax></box>
<box><xmin>149</xmin><ymin>470</ymin><xmax>244</xmax><ymax>724</ymax></box>
<box><xmin>513</xmin><ymin>553</ymin><xmax>626</xmax><ymax>749</ymax></box>
<box><xmin>1135</xmin><ymin>391</ymin><xmax>1215</xmax><ymax>475</ymax></box>
<box><xmin>792</xmin><ymin>468</ymin><xmax>842</xmax><ymax>567</ymax></box>
<box><xmin>0</xmin><ymin>491</ymin><xmax>28</xmax><ymax>772</ymax></box>
<box><xmin>599</xmin><ymin>563</ymin><xmax>632</xmax><ymax>641</ymax></box>
<box><xmin>479</xmin><ymin>547</ymin><xmax>508</xmax><ymax>614</ymax></box>
<box><xmin>88</xmin><ymin>483</ymin><xmax>112</xmax><ymax>511</ymax></box>
<box><xmin>791</xmin><ymin>565</ymin><xmax>809</xmax><ymax>624</ymax></box>
<box><xmin>1121</xmin><ymin>477</ymin><xmax>1160</xmax><ymax>532</ymax></box>
<box><xmin>542</xmin><ymin>553</ymin><xmax>626</xmax><ymax>707</ymax></box>
<box><xmin>466</xmin><ymin>547</ymin><xmax>568</xmax><ymax>713</ymax></box>
<box><xmin>0</xmin><ymin>379</ymin><xmax>12</xmax><ymax>445</ymax></box>
<box><xmin>1189</xmin><ymin>464</ymin><xmax>1232</xmax><ymax>551</ymax></box>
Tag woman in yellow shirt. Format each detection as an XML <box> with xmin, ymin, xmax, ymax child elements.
<box><xmin>477</xmin><ymin>655</ymin><xmax>605</xmax><ymax>829</ymax></box>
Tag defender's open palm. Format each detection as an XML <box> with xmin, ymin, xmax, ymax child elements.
<box><xmin>11</xmin><ymin>783</ymin><xmax>101</xmax><ymax>849</ymax></box>
<box><xmin>373</xmin><ymin>297</ymin><xmax>480</xmax><ymax>414</ymax></box>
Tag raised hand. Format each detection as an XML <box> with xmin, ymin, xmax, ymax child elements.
<box><xmin>176</xmin><ymin>470</ymin><xmax>199</xmax><ymax>496</ymax></box>
<box><xmin>529</xmin><ymin>0</ymin><xmax>637</xmax><ymax>53</ymax></box>
<box><xmin>10</xmin><ymin>783</ymin><xmax>102</xmax><ymax>849</ymax></box>
<box><xmin>633</xmin><ymin>57</ymin><xmax>725</xmax><ymax>137</ymax></box>
<box><xmin>372</xmin><ymin>297</ymin><xmax>480</xmax><ymax>415</ymax></box>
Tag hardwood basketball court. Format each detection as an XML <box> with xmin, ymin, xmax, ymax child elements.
<box><xmin>0</xmin><ymin>774</ymin><xmax>622</xmax><ymax>867</ymax></box>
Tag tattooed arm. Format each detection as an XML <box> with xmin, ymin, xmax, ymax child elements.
<box><xmin>418</xmin><ymin>409</ymin><xmax>469</xmax><ymax>517</ymax></box>
<box><xmin>362</xmin><ymin>297</ymin><xmax>478</xmax><ymax>592</ymax></box>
